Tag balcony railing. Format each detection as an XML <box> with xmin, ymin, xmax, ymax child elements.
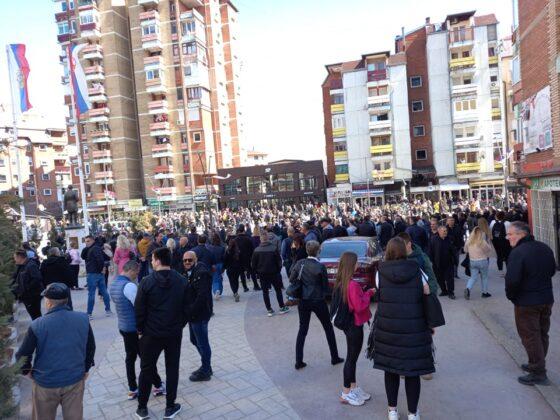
<box><xmin>451</xmin><ymin>83</ymin><xmax>477</xmax><ymax>96</ymax></box>
<box><xmin>155</xmin><ymin>187</ymin><xmax>177</xmax><ymax>196</ymax></box>
<box><xmin>142</xmin><ymin>33</ymin><xmax>162</xmax><ymax>52</ymax></box>
<box><xmin>148</xmin><ymin>100</ymin><xmax>168</xmax><ymax>114</ymax></box>
<box><xmin>370</xmin><ymin>144</ymin><xmax>393</xmax><ymax>155</ymax></box>
<box><xmin>144</xmin><ymin>55</ymin><xmax>163</xmax><ymax>67</ymax></box>
<box><xmin>450</xmin><ymin>56</ymin><xmax>475</xmax><ymax>69</ymax></box>
<box><xmin>372</xmin><ymin>169</ymin><xmax>394</xmax><ymax>180</ymax></box>
<box><xmin>92</xmin><ymin>150</ymin><xmax>112</xmax><ymax>159</ymax></box>
<box><xmin>488</xmin><ymin>56</ymin><xmax>498</xmax><ymax>65</ymax></box>
<box><xmin>145</xmin><ymin>78</ymin><xmax>166</xmax><ymax>93</ymax></box>
<box><xmin>332</xmin><ymin>127</ymin><xmax>346</xmax><ymax>137</ymax></box>
<box><xmin>330</xmin><ymin>104</ymin><xmax>344</xmax><ymax>114</ymax></box>
<box><xmin>89</xmin><ymin>107</ymin><xmax>109</xmax><ymax>117</ymax></box>
<box><xmin>55</xmin><ymin>166</ymin><xmax>71</xmax><ymax>174</ymax></box>
<box><xmin>335</xmin><ymin>173</ymin><xmax>349</xmax><ymax>182</ymax></box>
<box><xmin>94</xmin><ymin>171</ymin><xmax>113</xmax><ymax>179</ymax></box>
<box><xmin>367</xmin><ymin>70</ymin><xmax>387</xmax><ymax>82</ymax></box>
<box><xmin>82</xmin><ymin>44</ymin><xmax>103</xmax><ymax>60</ymax></box>
<box><xmin>333</xmin><ymin>151</ymin><xmax>348</xmax><ymax>160</ymax></box>
<box><xmin>449</xmin><ymin>27</ymin><xmax>474</xmax><ymax>44</ymax></box>
<box><xmin>149</xmin><ymin>121</ymin><xmax>170</xmax><ymax>132</ymax></box>
<box><xmin>139</xmin><ymin>10</ymin><xmax>159</xmax><ymax>21</ymax></box>
<box><xmin>491</xmin><ymin>108</ymin><xmax>501</xmax><ymax>118</ymax></box>
<box><xmin>151</xmin><ymin>143</ymin><xmax>173</xmax><ymax>157</ymax></box>
<box><xmin>456</xmin><ymin>162</ymin><xmax>480</xmax><ymax>173</ymax></box>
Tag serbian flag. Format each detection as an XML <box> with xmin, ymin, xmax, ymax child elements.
<box><xmin>68</xmin><ymin>43</ymin><xmax>91</xmax><ymax>116</ymax></box>
<box><xmin>7</xmin><ymin>44</ymin><xmax>32</xmax><ymax>114</ymax></box>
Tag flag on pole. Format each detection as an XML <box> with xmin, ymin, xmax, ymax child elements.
<box><xmin>68</xmin><ymin>43</ymin><xmax>91</xmax><ymax>116</ymax></box>
<box><xmin>7</xmin><ymin>44</ymin><xmax>32</xmax><ymax>114</ymax></box>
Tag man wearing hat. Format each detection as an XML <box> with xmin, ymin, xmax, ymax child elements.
<box><xmin>16</xmin><ymin>283</ymin><xmax>96</xmax><ymax>420</ymax></box>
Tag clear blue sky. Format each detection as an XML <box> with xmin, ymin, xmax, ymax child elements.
<box><xmin>0</xmin><ymin>0</ymin><xmax>513</xmax><ymax>160</ymax></box>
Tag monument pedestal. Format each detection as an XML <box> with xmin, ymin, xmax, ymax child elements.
<box><xmin>65</xmin><ymin>225</ymin><xmax>88</xmax><ymax>254</ymax></box>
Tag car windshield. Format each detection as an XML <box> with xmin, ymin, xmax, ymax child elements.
<box><xmin>319</xmin><ymin>242</ymin><xmax>368</xmax><ymax>259</ymax></box>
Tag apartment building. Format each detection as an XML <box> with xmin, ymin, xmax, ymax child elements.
<box><xmin>323</xmin><ymin>11</ymin><xmax>505</xmax><ymax>204</ymax></box>
<box><xmin>54</xmin><ymin>0</ymin><xmax>243</xmax><ymax>212</ymax></box>
<box><xmin>0</xmin><ymin>108</ymin><xmax>70</xmax><ymax>216</ymax></box>
<box><xmin>510</xmin><ymin>0</ymin><xmax>560</xmax><ymax>261</ymax></box>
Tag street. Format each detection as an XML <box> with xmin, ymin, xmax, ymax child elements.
<box><xmin>16</xmin><ymin>259</ymin><xmax>560</xmax><ymax>419</ymax></box>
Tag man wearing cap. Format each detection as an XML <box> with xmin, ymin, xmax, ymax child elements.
<box><xmin>12</xmin><ymin>249</ymin><xmax>44</xmax><ymax>320</ymax></box>
<box><xmin>16</xmin><ymin>283</ymin><xmax>95</xmax><ymax>420</ymax></box>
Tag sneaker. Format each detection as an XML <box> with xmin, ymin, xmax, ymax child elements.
<box><xmin>482</xmin><ymin>292</ymin><xmax>492</xmax><ymax>298</ymax></box>
<box><xmin>214</xmin><ymin>291</ymin><xmax>221</xmax><ymax>301</ymax></box>
<box><xmin>295</xmin><ymin>361</ymin><xmax>307</xmax><ymax>370</ymax></box>
<box><xmin>163</xmin><ymin>403</ymin><xmax>182</xmax><ymax>419</ymax></box>
<box><xmin>267</xmin><ymin>309</ymin><xmax>275</xmax><ymax>317</ymax></box>
<box><xmin>234</xmin><ymin>293</ymin><xmax>240</xmax><ymax>302</ymax></box>
<box><xmin>518</xmin><ymin>372</ymin><xmax>550</xmax><ymax>386</ymax></box>
<box><xmin>189</xmin><ymin>370</ymin><xmax>211</xmax><ymax>382</ymax></box>
<box><xmin>464</xmin><ymin>288</ymin><xmax>470</xmax><ymax>300</ymax></box>
<box><xmin>279</xmin><ymin>306</ymin><xmax>290</xmax><ymax>314</ymax></box>
<box><xmin>105</xmin><ymin>310</ymin><xmax>113</xmax><ymax>317</ymax></box>
<box><xmin>128</xmin><ymin>389</ymin><xmax>138</xmax><ymax>400</ymax></box>
<box><xmin>352</xmin><ymin>387</ymin><xmax>371</xmax><ymax>401</ymax></box>
<box><xmin>388</xmin><ymin>408</ymin><xmax>399</xmax><ymax>420</ymax></box>
<box><xmin>135</xmin><ymin>407</ymin><xmax>149</xmax><ymax>420</ymax></box>
<box><xmin>408</xmin><ymin>412</ymin><xmax>420</xmax><ymax>420</ymax></box>
<box><xmin>448</xmin><ymin>293</ymin><xmax>456</xmax><ymax>300</ymax></box>
<box><xmin>421</xmin><ymin>374</ymin><xmax>433</xmax><ymax>380</ymax></box>
<box><xmin>340</xmin><ymin>390</ymin><xmax>364</xmax><ymax>406</ymax></box>
<box><xmin>153</xmin><ymin>381</ymin><xmax>166</xmax><ymax>396</ymax></box>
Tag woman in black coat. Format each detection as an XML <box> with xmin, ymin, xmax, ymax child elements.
<box><xmin>427</xmin><ymin>225</ymin><xmax>457</xmax><ymax>299</ymax></box>
<box><xmin>224</xmin><ymin>240</ymin><xmax>243</xmax><ymax>302</ymax></box>
<box><xmin>373</xmin><ymin>237</ymin><xmax>433</xmax><ymax>420</ymax></box>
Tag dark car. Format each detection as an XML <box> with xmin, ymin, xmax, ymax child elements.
<box><xmin>318</xmin><ymin>236</ymin><xmax>382</xmax><ymax>291</ymax></box>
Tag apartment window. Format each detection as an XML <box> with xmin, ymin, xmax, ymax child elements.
<box><xmin>193</xmin><ymin>132</ymin><xmax>202</xmax><ymax>142</ymax></box>
<box><xmin>84</xmin><ymin>163</ymin><xmax>90</xmax><ymax>175</ymax></box>
<box><xmin>42</xmin><ymin>173</ymin><xmax>50</xmax><ymax>181</ymax></box>
<box><xmin>487</xmin><ymin>24</ymin><xmax>498</xmax><ymax>41</ymax></box>
<box><xmin>370</xmin><ymin>113</ymin><xmax>389</xmax><ymax>122</ymax></box>
<box><xmin>491</xmin><ymin>97</ymin><xmax>500</xmax><ymax>109</ymax></box>
<box><xmin>145</xmin><ymin>69</ymin><xmax>161</xmax><ymax>80</ymax></box>
<box><xmin>335</xmin><ymin>164</ymin><xmax>348</xmax><ymax>174</ymax></box>
<box><xmin>451</xmin><ymin>52</ymin><xmax>459</xmax><ymax>59</ymax></box>
<box><xmin>410</xmin><ymin>76</ymin><xmax>422</xmax><ymax>88</ymax></box>
<box><xmin>29</xmin><ymin>188</ymin><xmax>35</xmax><ymax>197</ymax></box>
<box><xmin>187</xmin><ymin>87</ymin><xmax>201</xmax><ymax>99</ymax></box>
<box><xmin>43</xmin><ymin>189</ymin><xmax>52</xmax><ymax>196</ymax></box>
<box><xmin>182</xmin><ymin>20</ymin><xmax>196</xmax><ymax>34</ymax></box>
<box><xmin>371</xmin><ymin>137</ymin><xmax>391</xmax><ymax>146</ymax></box>
<box><xmin>0</xmin><ymin>175</ymin><xmax>6</xmax><ymax>183</ymax></box>
<box><xmin>413</xmin><ymin>125</ymin><xmax>425</xmax><ymax>137</ymax></box>
<box><xmin>332</xmin><ymin>115</ymin><xmax>345</xmax><ymax>129</ymax></box>
<box><xmin>183</xmin><ymin>42</ymin><xmax>196</xmax><ymax>55</ymax></box>
<box><xmin>142</xmin><ymin>24</ymin><xmax>157</xmax><ymax>36</ymax></box>
<box><xmin>512</xmin><ymin>56</ymin><xmax>520</xmax><ymax>84</ymax></box>
<box><xmin>57</xmin><ymin>21</ymin><xmax>71</xmax><ymax>35</ymax></box>
<box><xmin>0</xmin><ymin>159</ymin><xmax>4</xmax><ymax>167</ymax></box>
<box><xmin>169</xmin><ymin>0</ymin><xmax>176</xmax><ymax>17</ymax></box>
<box><xmin>334</xmin><ymin>142</ymin><xmax>347</xmax><ymax>152</ymax></box>
<box><xmin>490</xmin><ymin>75</ymin><xmax>498</xmax><ymax>82</ymax></box>
<box><xmin>79</xmin><ymin>12</ymin><xmax>95</xmax><ymax>25</ymax></box>
<box><xmin>412</xmin><ymin>100</ymin><xmax>423</xmax><ymax>112</ymax></box>
<box><xmin>170</xmin><ymin>22</ymin><xmax>177</xmax><ymax>35</ymax></box>
<box><xmin>488</xmin><ymin>47</ymin><xmax>496</xmax><ymax>57</ymax></box>
<box><xmin>454</xmin><ymin>125</ymin><xmax>476</xmax><ymax>138</ymax></box>
<box><xmin>299</xmin><ymin>173</ymin><xmax>316</xmax><ymax>190</ymax></box>
<box><xmin>331</xmin><ymin>93</ymin><xmax>344</xmax><ymax>104</ymax></box>
<box><xmin>455</xmin><ymin>99</ymin><xmax>477</xmax><ymax>111</ymax></box>
<box><xmin>416</xmin><ymin>149</ymin><xmax>427</xmax><ymax>160</ymax></box>
<box><xmin>367</xmin><ymin>62</ymin><xmax>386</xmax><ymax>71</ymax></box>
<box><xmin>462</xmin><ymin>51</ymin><xmax>471</xmax><ymax>58</ymax></box>
<box><xmin>172</xmin><ymin>44</ymin><xmax>179</xmax><ymax>57</ymax></box>
<box><xmin>368</xmin><ymin>86</ymin><xmax>388</xmax><ymax>97</ymax></box>
<box><xmin>74</xmin><ymin>167</ymin><xmax>79</xmax><ymax>176</ymax></box>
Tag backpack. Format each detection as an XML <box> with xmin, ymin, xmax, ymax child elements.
<box><xmin>492</xmin><ymin>221</ymin><xmax>506</xmax><ymax>240</ymax></box>
<box><xmin>329</xmin><ymin>286</ymin><xmax>353</xmax><ymax>331</ymax></box>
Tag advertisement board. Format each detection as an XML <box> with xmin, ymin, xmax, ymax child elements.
<box><xmin>521</xmin><ymin>85</ymin><xmax>552</xmax><ymax>154</ymax></box>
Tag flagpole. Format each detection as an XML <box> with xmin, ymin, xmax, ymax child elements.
<box><xmin>67</xmin><ymin>44</ymin><xmax>90</xmax><ymax>231</ymax></box>
<box><xmin>6</xmin><ymin>45</ymin><xmax>28</xmax><ymax>242</ymax></box>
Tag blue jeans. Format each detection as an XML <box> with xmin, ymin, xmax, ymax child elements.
<box><xmin>189</xmin><ymin>321</ymin><xmax>211</xmax><ymax>374</ymax></box>
<box><xmin>87</xmin><ymin>272</ymin><xmax>111</xmax><ymax>315</ymax></box>
<box><xmin>212</xmin><ymin>263</ymin><xmax>223</xmax><ymax>295</ymax></box>
<box><xmin>466</xmin><ymin>259</ymin><xmax>489</xmax><ymax>293</ymax></box>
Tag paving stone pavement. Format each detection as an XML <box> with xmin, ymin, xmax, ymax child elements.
<box><xmin>82</xmin><ymin>285</ymin><xmax>300</xmax><ymax>420</ymax></box>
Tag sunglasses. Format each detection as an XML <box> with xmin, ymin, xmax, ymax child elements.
<box><xmin>183</xmin><ymin>258</ymin><xmax>194</xmax><ymax>263</ymax></box>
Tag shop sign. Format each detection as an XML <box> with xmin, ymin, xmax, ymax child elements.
<box><xmin>522</xmin><ymin>159</ymin><xmax>554</xmax><ymax>174</ymax></box>
<box><xmin>531</xmin><ymin>176</ymin><xmax>560</xmax><ymax>191</ymax></box>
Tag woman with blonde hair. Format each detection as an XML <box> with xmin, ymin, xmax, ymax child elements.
<box><xmin>477</xmin><ymin>217</ymin><xmax>492</xmax><ymax>242</ymax></box>
<box><xmin>113</xmin><ymin>234</ymin><xmax>132</xmax><ymax>275</ymax></box>
<box><xmin>464</xmin><ymin>226</ymin><xmax>496</xmax><ymax>300</ymax></box>
<box><xmin>334</xmin><ymin>252</ymin><xmax>374</xmax><ymax>406</ymax></box>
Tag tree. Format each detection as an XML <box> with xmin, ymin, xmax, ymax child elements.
<box><xmin>129</xmin><ymin>211</ymin><xmax>155</xmax><ymax>234</ymax></box>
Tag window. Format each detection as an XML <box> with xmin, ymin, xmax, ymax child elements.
<box><xmin>0</xmin><ymin>175</ymin><xmax>6</xmax><ymax>183</ymax></box>
<box><xmin>39</xmin><ymin>144</ymin><xmax>47</xmax><ymax>151</ymax></box>
<box><xmin>488</xmin><ymin>47</ymin><xmax>496</xmax><ymax>57</ymax></box>
<box><xmin>247</xmin><ymin>176</ymin><xmax>264</xmax><ymax>194</ymax></box>
<box><xmin>410</xmin><ymin>76</ymin><xmax>422</xmax><ymax>88</ymax></box>
<box><xmin>193</xmin><ymin>132</ymin><xmax>201</xmax><ymax>142</ymax></box>
<box><xmin>85</xmin><ymin>163</ymin><xmax>90</xmax><ymax>176</ymax></box>
<box><xmin>331</xmin><ymin>93</ymin><xmax>344</xmax><ymax>104</ymax></box>
<box><xmin>182</xmin><ymin>20</ymin><xmax>196</xmax><ymax>34</ymax></box>
<box><xmin>169</xmin><ymin>0</ymin><xmax>176</xmax><ymax>17</ymax></box>
<box><xmin>299</xmin><ymin>173</ymin><xmax>316</xmax><ymax>190</ymax></box>
<box><xmin>74</xmin><ymin>167</ymin><xmax>79</xmax><ymax>176</ymax></box>
<box><xmin>334</xmin><ymin>142</ymin><xmax>347</xmax><ymax>152</ymax></box>
<box><xmin>462</xmin><ymin>51</ymin><xmax>471</xmax><ymax>58</ymax></box>
<box><xmin>277</xmin><ymin>173</ymin><xmax>295</xmax><ymax>192</ymax></box>
<box><xmin>42</xmin><ymin>173</ymin><xmax>50</xmax><ymax>181</ymax></box>
<box><xmin>223</xmin><ymin>179</ymin><xmax>242</xmax><ymax>195</ymax></box>
<box><xmin>335</xmin><ymin>164</ymin><xmax>348</xmax><ymax>174</ymax></box>
<box><xmin>369</xmin><ymin>113</ymin><xmax>389</xmax><ymax>122</ymax></box>
<box><xmin>43</xmin><ymin>189</ymin><xmax>52</xmax><ymax>196</ymax></box>
<box><xmin>142</xmin><ymin>24</ymin><xmax>157</xmax><ymax>36</ymax></box>
<box><xmin>416</xmin><ymin>149</ymin><xmax>427</xmax><ymax>160</ymax></box>
<box><xmin>145</xmin><ymin>69</ymin><xmax>161</xmax><ymax>80</ymax></box>
<box><xmin>367</xmin><ymin>62</ymin><xmax>386</xmax><ymax>71</ymax></box>
<box><xmin>183</xmin><ymin>42</ymin><xmax>196</xmax><ymax>55</ymax></box>
<box><xmin>29</xmin><ymin>188</ymin><xmax>35</xmax><ymax>197</ymax></box>
<box><xmin>451</xmin><ymin>52</ymin><xmax>459</xmax><ymax>59</ymax></box>
<box><xmin>487</xmin><ymin>24</ymin><xmax>498</xmax><ymax>41</ymax></box>
<box><xmin>187</xmin><ymin>87</ymin><xmax>201</xmax><ymax>99</ymax></box>
<box><xmin>57</xmin><ymin>21</ymin><xmax>71</xmax><ymax>35</ymax></box>
<box><xmin>332</xmin><ymin>115</ymin><xmax>345</xmax><ymax>129</ymax></box>
<box><xmin>454</xmin><ymin>125</ymin><xmax>476</xmax><ymax>138</ymax></box>
<box><xmin>413</xmin><ymin>125</ymin><xmax>425</xmax><ymax>137</ymax></box>
<box><xmin>0</xmin><ymin>159</ymin><xmax>4</xmax><ymax>167</ymax></box>
<box><xmin>368</xmin><ymin>86</ymin><xmax>388</xmax><ymax>97</ymax></box>
<box><xmin>79</xmin><ymin>12</ymin><xmax>95</xmax><ymax>25</ymax></box>
<box><xmin>172</xmin><ymin>43</ymin><xmax>179</xmax><ymax>57</ymax></box>
<box><xmin>454</xmin><ymin>99</ymin><xmax>477</xmax><ymax>112</ymax></box>
<box><xmin>411</xmin><ymin>100</ymin><xmax>423</xmax><ymax>112</ymax></box>
<box><xmin>371</xmin><ymin>137</ymin><xmax>391</xmax><ymax>146</ymax></box>
<box><xmin>490</xmin><ymin>75</ymin><xmax>498</xmax><ymax>82</ymax></box>
<box><xmin>170</xmin><ymin>22</ymin><xmax>177</xmax><ymax>35</ymax></box>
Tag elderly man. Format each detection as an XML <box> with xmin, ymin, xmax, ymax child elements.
<box><xmin>505</xmin><ymin>221</ymin><xmax>555</xmax><ymax>386</ymax></box>
<box><xmin>183</xmin><ymin>251</ymin><xmax>213</xmax><ymax>382</ymax></box>
<box><xmin>12</xmin><ymin>249</ymin><xmax>44</xmax><ymax>320</ymax></box>
<box><xmin>16</xmin><ymin>283</ymin><xmax>95</xmax><ymax>420</ymax></box>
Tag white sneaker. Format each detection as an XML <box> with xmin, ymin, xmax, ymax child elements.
<box><xmin>340</xmin><ymin>391</ymin><xmax>364</xmax><ymax>406</ymax></box>
<box><xmin>388</xmin><ymin>409</ymin><xmax>399</xmax><ymax>420</ymax></box>
<box><xmin>408</xmin><ymin>412</ymin><xmax>420</xmax><ymax>420</ymax></box>
<box><xmin>352</xmin><ymin>387</ymin><xmax>371</xmax><ymax>401</ymax></box>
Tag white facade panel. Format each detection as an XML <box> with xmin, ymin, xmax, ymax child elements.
<box><xmin>427</xmin><ymin>31</ymin><xmax>455</xmax><ymax>176</ymax></box>
<box><xmin>343</xmin><ymin>70</ymin><xmax>370</xmax><ymax>184</ymax></box>
<box><xmin>389</xmin><ymin>63</ymin><xmax>412</xmax><ymax>180</ymax></box>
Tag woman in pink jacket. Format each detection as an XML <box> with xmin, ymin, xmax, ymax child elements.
<box><xmin>113</xmin><ymin>235</ymin><xmax>133</xmax><ymax>274</ymax></box>
<box><xmin>334</xmin><ymin>252</ymin><xmax>375</xmax><ymax>406</ymax></box>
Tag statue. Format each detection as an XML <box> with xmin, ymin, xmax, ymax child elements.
<box><xmin>63</xmin><ymin>185</ymin><xmax>80</xmax><ymax>225</ymax></box>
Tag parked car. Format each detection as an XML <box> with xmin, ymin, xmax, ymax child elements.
<box><xmin>318</xmin><ymin>236</ymin><xmax>382</xmax><ymax>292</ymax></box>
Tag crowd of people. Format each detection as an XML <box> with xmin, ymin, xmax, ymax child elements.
<box><xmin>10</xmin><ymin>193</ymin><xmax>555</xmax><ymax>420</ymax></box>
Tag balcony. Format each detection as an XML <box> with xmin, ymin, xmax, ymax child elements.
<box><xmin>490</xmin><ymin>81</ymin><xmax>500</xmax><ymax>93</ymax></box>
<box><xmin>88</xmin><ymin>86</ymin><xmax>107</xmax><ymax>103</ymax></box>
<box><xmin>148</xmin><ymin>100</ymin><xmax>168</xmax><ymax>115</ymax></box>
<box><xmin>84</xmin><ymin>65</ymin><xmax>104</xmax><ymax>81</ymax></box>
<box><xmin>367</xmin><ymin>70</ymin><xmax>387</xmax><ymax>83</ymax></box>
<box><xmin>94</xmin><ymin>171</ymin><xmax>114</xmax><ymax>184</ymax></box>
<box><xmin>80</xmin><ymin>20</ymin><xmax>101</xmax><ymax>41</ymax></box>
<box><xmin>333</xmin><ymin>151</ymin><xmax>348</xmax><ymax>160</ymax></box>
<box><xmin>372</xmin><ymin>169</ymin><xmax>394</xmax><ymax>180</ymax></box>
<box><xmin>88</xmin><ymin>107</ymin><xmax>109</xmax><ymax>123</ymax></box>
<box><xmin>332</xmin><ymin>127</ymin><xmax>346</xmax><ymax>138</ymax></box>
<box><xmin>150</xmin><ymin>121</ymin><xmax>171</xmax><ymax>136</ymax></box>
<box><xmin>154</xmin><ymin>165</ymin><xmax>175</xmax><ymax>179</ymax></box>
<box><xmin>57</xmin><ymin>33</ymin><xmax>74</xmax><ymax>44</ymax></box>
<box><xmin>95</xmin><ymin>191</ymin><xmax>116</xmax><ymax>203</ymax></box>
<box><xmin>494</xmin><ymin>162</ymin><xmax>504</xmax><ymax>171</ymax></box>
<box><xmin>330</xmin><ymin>104</ymin><xmax>344</xmax><ymax>114</ymax></box>
<box><xmin>184</xmin><ymin>70</ymin><xmax>210</xmax><ymax>90</ymax></box>
<box><xmin>144</xmin><ymin>55</ymin><xmax>163</xmax><ymax>68</ymax></box>
<box><xmin>456</xmin><ymin>162</ymin><xmax>480</xmax><ymax>174</ymax></box>
<box><xmin>491</xmin><ymin>108</ymin><xmax>501</xmax><ymax>119</ymax></box>
<box><xmin>488</xmin><ymin>56</ymin><xmax>499</xmax><ymax>65</ymax></box>
<box><xmin>454</xmin><ymin>135</ymin><xmax>481</xmax><ymax>149</ymax></box>
<box><xmin>138</xmin><ymin>0</ymin><xmax>159</xmax><ymax>5</ymax></box>
<box><xmin>92</xmin><ymin>149</ymin><xmax>112</xmax><ymax>164</ymax></box>
<box><xmin>152</xmin><ymin>143</ymin><xmax>173</xmax><ymax>158</ymax></box>
<box><xmin>82</xmin><ymin>44</ymin><xmax>103</xmax><ymax>60</ymax></box>
<box><xmin>448</xmin><ymin>27</ymin><xmax>474</xmax><ymax>45</ymax></box>
<box><xmin>451</xmin><ymin>83</ymin><xmax>477</xmax><ymax>96</ymax></box>
<box><xmin>139</xmin><ymin>10</ymin><xmax>159</xmax><ymax>21</ymax></box>
<box><xmin>55</xmin><ymin>11</ymin><xmax>71</xmax><ymax>23</ymax></box>
<box><xmin>90</xmin><ymin>129</ymin><xmax>111</xmax><ymax>143</ymax></box>
<box><xmin>370</xmin><ymin>144</ymin><xmax>393</xmax><ymax>156</ymax></box>
<box><xmin>155</xmin><ymin>187</ymin><xmax>177</xmax><ymax>200</ymax></box>
<box><xmin>450</xmin><ymin>56</ymin><xmax>475</xmax><ymax>69</ymax></box>
<box><xmin>179</xmin><ymin>0</ymin><xmax>204</xmax><ymax>7</ymax></box>
<box><xmin>368</xmin><ymin>120</ymin><xmax>391</xmax><ymax>135</ymax></box>
<box><xmin>142</xmin><ymin>33</ymin><xmax>162</xmax><ymax>52</ymax></box>
<box><xmin>55</xmin><ymin>166</ymin><xmax>71</xmax><ymax>174</ymax></box>
<box><xmin>146</xmin><ymin>78</ymin><xmax>166</xmax><ymax>93</ymax></box>
<box><xmin>335</xmin><ymin>173</ymin><xmax>349</xmax><ymax>183</ymax></box>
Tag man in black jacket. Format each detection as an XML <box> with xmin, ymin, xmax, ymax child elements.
<box><xmin>183</xmin><ymin>251</ymin><xmax>213</xmax><ymax>382</ymax></box>
<box><xmin>134</xmin><ymin>247</ymin><xmax>188</xmax><ymax>419</ymax></box>
<box><xmin>40</xmin><ymin>247</ymin><xmax>74</xmax><ymax>309</ymax></box>
<box><xmin>81</xmin><ymin>235</ymin><xmax>111</xmax><ymax>319</ymax></box>
<box><xmin>12</xmin><ymin>249</ymin><xmax>44</xmax><ymax>320</ymax></box>
<box><xmin>320</xmin><ymin>217</ymin><xmax>335</xmax><ymax>241</ymax></box>
<box><xmin>428</xmin><ymin>226</ymin><xmax>456</xmax><ymax>299</ymax></box>
<box><xmin>446</xmin><ymin>216</ymin><xmax>464</xmax><ymax>278</ymax></box>
<box><xmin>252</xmin><ymin>232</ymin><xmax>289</xmax><ymax>316</ymax></box>
<box><xmin>378</xmin><ymin>216</ymin><xmax>394</xmax><ymax>250</ymax></box>
<box><xmin>191</xmin><ymin>235</ymin><xmax>216</xmax><ymax>269</ymax></box>
<box><xmin>505</xmin><ymin>222</ymin><xmax>555</xmax><ymax>386</ymax></box>
<box><xmin>357</xmin><ymin>215</ymin><xmax>376</xmax><ymax>237</ymax></box>
<box><xmin>234</xmin><ymin>224</ymin><xmax>257</xmax><ymax>291</ymax></box>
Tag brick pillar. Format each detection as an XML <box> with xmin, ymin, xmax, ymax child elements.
<box><xmin>549</xmin><ymin>0</ymin><xmax>560</xmax><ymax>163</ymax></box>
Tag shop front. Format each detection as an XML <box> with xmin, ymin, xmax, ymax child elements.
<box><xmin>468</xmin><ymin>179</ymin><xmax>505</xmax><ymax>205</ymax></box>
<box><xmin>529</xmin><ymin>176</ymin><xmax>560</xmax><ymax>264</ymax></box>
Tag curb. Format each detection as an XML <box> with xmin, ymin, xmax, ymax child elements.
<box><xmin>472</xmin><ymin>307</ymin><xmax>560</xmax><ymax>418</ymax></box>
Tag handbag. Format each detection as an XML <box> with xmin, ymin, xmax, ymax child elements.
<box><xmin>329</xmin><ymin>287</ymin><xmax>353</xmax><ymax>331</ymax></box>
<box><xmin>423</xmin><ymin>293</ymin><xmax>446</xmax><ymax>328</ymax></box>
<box><xmin>286</xmin><ymin>261</ymin><xmax>305</xmax><ymax>299</ymax></box>
<box><xmin>461</xmin><ymin>253</ymin><xmax>471</xmax><ymax>277</ymax></box>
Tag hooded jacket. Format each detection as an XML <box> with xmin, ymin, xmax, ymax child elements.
<box><xmin>373</xmin><ymin>259</ymin><xmax>434</xmax><ymax>376</ymax></box>
<box><xmin>40</xmin><ymin>256</ymin><xmax>73</xmax><ymax>287</ymax></box>
<box><xmin>135</xmin><ymin>269</ymin><xmax>189</xmax><ymax>337</ymax></box>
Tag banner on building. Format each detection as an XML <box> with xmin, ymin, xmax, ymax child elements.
<box><xmin>521</xmin><ymin>85</ymin><xmax>552</xmax><ymax>154</ymax></box>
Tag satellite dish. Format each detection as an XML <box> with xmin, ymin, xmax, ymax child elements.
<box><xmin>38</xmin><ymin>204</ymin><xmax>46</xmax><ymax>211</ymax></box>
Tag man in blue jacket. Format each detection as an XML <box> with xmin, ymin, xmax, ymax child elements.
<box><xmin>16</xmin><ymin>283</ymin><xmax>95</xmax><ymax>420</ymax></box>
<box><xmin>81</xmin><ymin>235</ymin><xmax>112</xmax><ymax>319</ymax></box>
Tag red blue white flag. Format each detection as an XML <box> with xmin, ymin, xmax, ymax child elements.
<box><xmin>7</xmin><ymin>44</ymin><xmax>32</xmax><ymax>114</ymax></box>
<box><xmin>68</xmin><ymin>43</ymin><xmax>91</xmax><ymax>116</ymax></box>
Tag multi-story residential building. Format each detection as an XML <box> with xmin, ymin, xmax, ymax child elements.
<box><xmin>510</xmin><ymin>0</ymin><xmax>560</xmax><ymax>261</ymax></box>
<box><xmin>0</xmin><ymin>107</ymin><xmax>70</xmax><ymax>216</ymax></box>
<box><xmin>323</xmin><ymin>11</ymin><xmax>505</xmax><ymax>204</ymax></box>
<box><xmin>53</xmin><ymin>0</ymin><xmax>243</xmax><ymax>212</ymax></box>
